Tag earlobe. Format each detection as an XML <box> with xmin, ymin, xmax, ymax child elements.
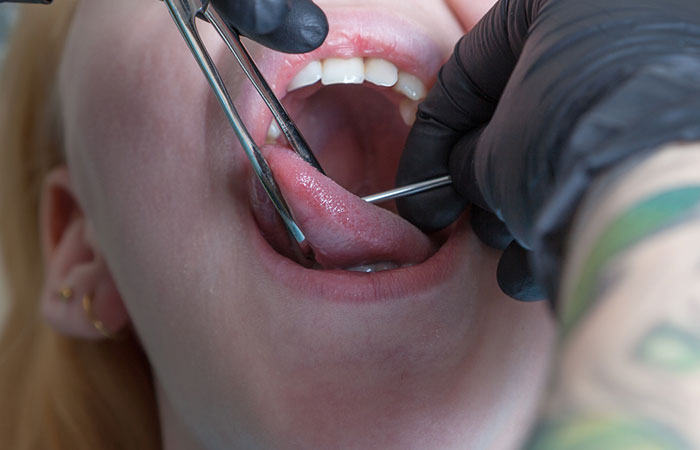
<box><xmin>39</xmin><ymin>166</ymin><xmax>130</xmax><ymax>340</ymax></box>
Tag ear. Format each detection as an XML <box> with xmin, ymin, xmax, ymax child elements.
<box><xmin>446</xmin><ymin>0</ymin><xmax>497</xmax><ymax>31</ymax></box>
<box><xmin>39</xmin><ymin>166</ymin><xmax>130</xmax><ymax>339</ymax></box>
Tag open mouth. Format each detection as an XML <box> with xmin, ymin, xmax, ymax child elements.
<box><xmin>243</xmin><ymin>11</ymin><xmax>466</xmax><ymax>288</ymax></box>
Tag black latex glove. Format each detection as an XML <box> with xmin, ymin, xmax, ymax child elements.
<box><xmin>0</xmin><ymin>0</ymin><xmax>327</xmax><ymax>53</ymax></box>
<box><xmin>396</xmin><ymin>0</ymin><xmax>700</xmax><ymax>304</ymax></box>
<box><xmin>211</xmin><ymin>0</ymin><xmax>328</xmax><ymax>53</ymax></box>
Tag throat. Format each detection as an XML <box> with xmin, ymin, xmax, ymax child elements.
<box><xmin>276</xmin><ymin>84</ymin><xmax>410</xmax><ymax>200</ymax></box>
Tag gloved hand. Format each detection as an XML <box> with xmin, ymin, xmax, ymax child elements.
<box><xmin>211</xmin><ymin>0</ymin><xmax>328</xmax><ymax>53</ymax></box>
<box><xmin>0</xmin><ymin>0</ymin><xmax>52</xmax><ymax>4</ymax></box>
<box><xmin>396</xmin><ymin>0</ymin><xmax>700</xmax><ymax>304</ymax></box>
<box><xmin>0</xmin><ymin>0</ymin><xmax>327</xmax><ymax>53</ymax></box>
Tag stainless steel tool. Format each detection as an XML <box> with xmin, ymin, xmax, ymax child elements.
<box><xmin>362</xmin><ymin>175</ymin><xmax>452</xmax><ymax>204</ymax></box>
<box><xmin>162</xmin><ymin>0</ymin><xmax>321</xmax><ymax>262</ymax></box>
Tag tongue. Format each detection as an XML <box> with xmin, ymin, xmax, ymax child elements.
<box><xmin>259</xmin><ymin>144</ymin><xmax>436</xmax><ymax>269</ymax></box>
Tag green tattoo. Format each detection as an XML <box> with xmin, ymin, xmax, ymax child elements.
<box><xmin>634</xmin><ymin>323</ymin><xmax>700</xmax><ymax>372</ymax></box>
<box><xmin>525</xmin><ymin>415</ymin><xmax>691</xmax><ymax>450</ymax></box>
<box><xmin>561</xmin><ymin>186</ymin><xmax>700</xmax><ymax>333</ymax></box>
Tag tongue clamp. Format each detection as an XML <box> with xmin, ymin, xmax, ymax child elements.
<box><xmin>163</xmin><ymin>0</ymin><xmax>325</xmax><ymax>262</ymax></box>
<box><xmin>286</xmin><ymin>229</ymin><xmax>317</xmax><ymax>268</ymax></box>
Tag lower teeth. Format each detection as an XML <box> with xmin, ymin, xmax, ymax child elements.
<box><xmin>345</xmin><ymin>262</ymin><xmax>400</xmax><ymax>273</ymax></box>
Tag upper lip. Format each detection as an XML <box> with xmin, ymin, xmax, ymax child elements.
<box><xmin>234</xmin><ymin>7</ymin><xmax>448</xmax><ymax>146</ymax></box>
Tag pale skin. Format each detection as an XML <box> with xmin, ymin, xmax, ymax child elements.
<box><xmin>40</xmin><ymin>1</ymin><xmax>555</xmax><ymax>450</ymax></box>
<box><xmin>524</xmin><ymin>144</ymin><xmax>700</xmax><ymax>449</ymax></box>
<box><xmin>39</xmin><ymin>0</ymin><xmax>699</xmax><ymax>448</ymax></box>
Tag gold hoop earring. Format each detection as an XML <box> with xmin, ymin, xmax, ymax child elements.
<box><xmin>58</xmin><ymin>287</ymin><xmax>73</xmax><ymax>301</ymax></box>
<box><xmin>82</xmin><ymin>293</ymin><xmax>115</xmax><ymax>339</ymax></box>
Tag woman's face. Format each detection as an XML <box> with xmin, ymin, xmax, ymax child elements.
<box><xmin>58</xmin><ymin>0</ymin><xmax>554</xmax><ymax>448</ymax></box>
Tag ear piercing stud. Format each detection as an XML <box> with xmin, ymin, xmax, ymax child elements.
<box><xmin>58</xmin><ymin>287</ymin><xmax>73</xmax><ymax>301</ymax></box>
<box><xmin>82</xmin><ymin>293</ymin><xmax>115</xmax><ymax>339</ymax></box>
<box><xmin>56</xmin><ymin>286</ymin><xmax>117</xmax><ymax>339</ymax></box>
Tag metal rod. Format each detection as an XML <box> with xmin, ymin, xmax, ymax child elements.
<box><xmin>204</xmin><ymin>6</ymin><xmax>325</xmax><ymax>175</ymax></box>
<box><xmin>362</xmin><ymin>175</ymin><xmax>453</xmax><ymax>204</ymax></box>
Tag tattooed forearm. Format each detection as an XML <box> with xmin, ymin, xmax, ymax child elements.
<box><xmin>523</xmin><ymin>144</ymin><xmax>700</xmax><ymax>449</ymax></box>
<box><xmin>528</xmin><ymin>415</ymin><xmax>691</xmax><ymax>449</ymax></box>
<box><xmin>634</xmin><ymin>323</ymin><xmax>700</xmax><ymax>372</ymax></box>
<box><xmin>560</xmin><ymin>186</ymin><xmax>700</xmax><ymax>334</ymax></box>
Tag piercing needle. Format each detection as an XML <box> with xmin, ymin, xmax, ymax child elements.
<box><xmin>362</xmin><ymin>175</ymin><xmax>453</xmax><ymax>204</ymax></box>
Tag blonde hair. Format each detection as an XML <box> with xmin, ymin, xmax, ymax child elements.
<box><xmin>0</xmin><ymin>4</ymin><xmax>160</xmax><ymax>449</ymax></box>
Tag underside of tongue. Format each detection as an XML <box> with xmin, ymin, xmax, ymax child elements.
<box><xmin>259</xmin><ymin>144</ymin><xmax>436</xmax><ymax>269</ymax></box>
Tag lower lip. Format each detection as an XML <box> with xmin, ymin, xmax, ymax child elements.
<box><xmin>250</xmin><ymin>211</ymin><xmax>472</xmax><ymax>303</ymax></box>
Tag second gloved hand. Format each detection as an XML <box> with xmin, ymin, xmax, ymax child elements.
<box><xmin>396</xmin><ymin>0</ymin><xmax>700</xmax><ymax>303</ymax></box>
<box><xmin>210</xmin><ymin>0</ymin><xmax>328</xmax><ymax>53</ymax></box>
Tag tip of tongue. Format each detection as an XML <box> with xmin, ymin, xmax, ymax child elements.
<box><xmin>262</xmin><ymin>144</ymin><xmax>436</xmax><ymax>269</ymax></box>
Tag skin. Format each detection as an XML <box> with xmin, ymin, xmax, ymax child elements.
<box><xmin>40</xmin><ymin>1</ymin><xmax>556</xmax><ymax>449</ymax></box>
<box><xmin>525</xmin><ymin>145</ymin><xmax>700</xmax><ymax>449</ymax></box>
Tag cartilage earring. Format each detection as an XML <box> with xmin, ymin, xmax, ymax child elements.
<box><xmin>82</xmin><ymin>293</ymin><xmax>115</xmax><ymax>339</ymax></box>
<box><xmin>58</xmin><ymin>287</ymin><xmax>73</xmax><ymax>301</ymax></box>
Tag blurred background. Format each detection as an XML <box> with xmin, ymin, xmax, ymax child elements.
<box><xmin>0</xmin><ymin>5</ymin><xmax>16</xmax><ymax>60</ymax></box>
<box><xmin>0</xmin><ymin>5</ymin><xmax>17</xmax><ymax>327</ymax></box>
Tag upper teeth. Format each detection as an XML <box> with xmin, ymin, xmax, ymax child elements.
<box><xmin>288</xmin><ymin>57</ymin><xmax>426</xmax><ymax>99</ymax></box>
<box><xmin>394</xmin><ymin>71</ymin><xmax>426</xmax><ymax>101</ymax></box>
<box><xmin>322</xmin><ymin>57</ymin><xmax>366</xmax><ymax>85</ymax></box>
<box><xmin>287</xmin><ymin>60</ymin><xmax>323</xmax><ymax>91</ymax></box>
<box><xmin>266</xmin><ymin>120</ymin><xmax>282</xmax><ymax>142</ymax></box>
<box><xmin>264</xmin><ymin>57</ymin><xmax>427</xmax><ymax>136</ymax></box>
<box><xmin>364</xmin><ymin>58</ymin><xmax>399</xmax><ymax>87</ymax></box>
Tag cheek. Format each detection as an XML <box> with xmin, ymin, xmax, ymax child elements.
<box><xmin>60</xmin><ymin>0</ymin><xmax>264</xmax><ymax>371</ymax></box>
<box><xmin>62</xmin><ymin>3</ymin><xmax>245</xmax><ymax>258</ymax></box>
<box><xmin>446</xmin><ymin>0</ymin><xmax>498</xmax><ymax>30</ymax></box>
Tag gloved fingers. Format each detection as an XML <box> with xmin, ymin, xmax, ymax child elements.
<box><xmin>395</xmin><ymin>186</ymin><xmax>466</xmax><ymax>233</ymax></box>
<box><xmin>395</xmin><ymin>114</ymin><xmax>468</xmax><ymax>232</ymax></box>
<box><xmin>496</xmin><ymin>241</ymin><xmax>546</xmax><ymax>302</ymax></box>
<box><xmin>447</xmin><ymin>126</ymin><xmax>489</xmax><ymax>209</ymax></box>
<box><xmin>396</xmin><ymin>0</ymin><xmax>536</xmax><ymax>229</ymax></box>
<box><xmin>469</xmin><ymin>206</ymin><xmax>512</xmax><ymax>251</ymax></box>
<box><xmin>448</xmin><ymin>129</ymin><xmax>515</xmax><ymax>250</ymax></box>
<box><xmin>211</xmin><ymin>0</ymin><xmax>289</xmax><ymax>35</ymax></box>
<box><xmin>394</xmin><ymin>53</ymin><xmax>495</xmax><ymax>232</ymax></box>
<box><xmin>212</xmin><ymin>0</ymin><xmax>329</xmax><ymax>53</ymax></box>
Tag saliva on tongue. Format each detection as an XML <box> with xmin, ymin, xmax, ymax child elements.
<box><xmin>252</xmin><ymin>144</ymin><xmax>437</xmax><ymax>272</ymax></box>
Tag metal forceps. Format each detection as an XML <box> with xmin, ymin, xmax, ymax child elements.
<box><xmin>162</xmin><ymin>0</ymin><xmax>323</xmax><ymax>261</ymax></box>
